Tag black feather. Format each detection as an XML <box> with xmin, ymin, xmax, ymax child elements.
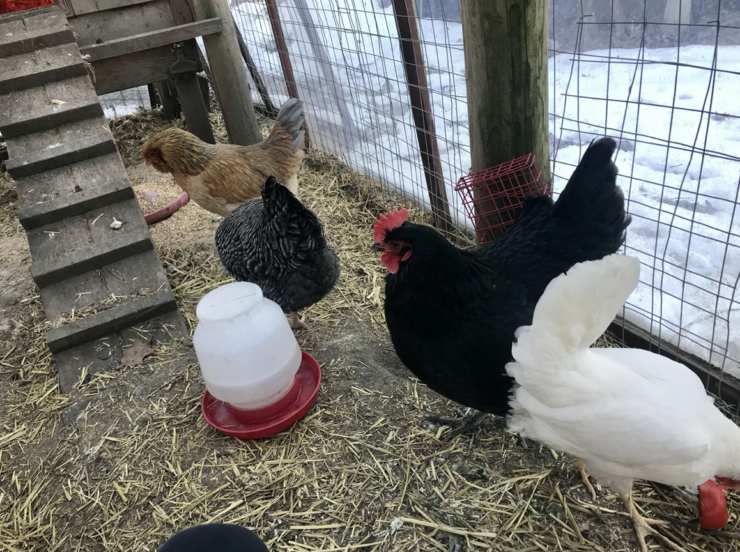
<box><xmin>215</xmin><ymin>176</ymin><xmax>341</xmax><ymax>313</ymax></box>
<box><xmin>381</xmin><ymin>137</ymin><xmax>631</xmax><ymax>415</ymax></box>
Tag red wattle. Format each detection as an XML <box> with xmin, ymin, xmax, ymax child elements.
<box><xmin>699</xmin><ymin>480</ymin><xmax>729</xmax><ymax>530</ymax></box>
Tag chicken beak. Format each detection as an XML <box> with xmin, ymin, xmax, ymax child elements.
<box><xmin>371</xmin><ymin>243</ymin><xmax>384</xmax><ymax>252</ymax></box>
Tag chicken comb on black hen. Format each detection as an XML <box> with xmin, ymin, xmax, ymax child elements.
<box><xmin>374</xmin><ymin>137</ymin><xmax>630</xmax><ymax>440</ymax></box>
<box><xmin>215</xmin><ymin>176</ymin><xmax>341</xmax><ymax>329</ymax></box>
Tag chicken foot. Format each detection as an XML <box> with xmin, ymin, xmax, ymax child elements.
<box><xmin>426</xmin><ymin>409</ymin><xmax>487</xmax><ymax>441</ymax></box>
<box><xmin>619</xmin><ymin>492</ymin><xmax>687</xmax><ymax>552</ymax></box>
<box><xmin>574</xmin><ymin>457</ymin><xmax>597</xmax><ymax>501</ymax></box>
<box><xmin>290</xmin><ymin>312</ymin><xmax>307</xmax><ymax>330</ymax></box>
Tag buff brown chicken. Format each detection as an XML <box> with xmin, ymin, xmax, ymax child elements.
<box><xmin>140</xmin><ymin>99</ymin><xmax>305</xmax><ymax>217</ymax></box>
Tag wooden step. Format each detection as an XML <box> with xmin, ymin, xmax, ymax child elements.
<box><xmin>18</xmin><ymin>178</ymin><xmax>133</xmax><ymax>230</ymax></box>
<box><xmin>0</xmin><ymin>42</ymin><xmax>87</xmax><ymax>95</ymax></box>
<box><xmin>4</xmin><ymin>117</ymin><xmax>117</xmax><ymax>179</ymax></box>
<box><xmin>30</xmin><ymin>226</ymin><xmax>153</xmax><ymax>288</ymax></box>
<box><xmin>46</xmin><ymin>288</ymin><xmax>179</xmax><ymax>354</ymax></box>
<box><xmin>0</xmin><ymin>18</ymin><xmax>75</xmax><ymax>59</ymax></box>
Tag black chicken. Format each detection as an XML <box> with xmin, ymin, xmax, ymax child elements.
<box><xmin>159</xmin><ymin>524</ymin><xmax>269</xmax><ymax>551</ymax></box>
<box><xmin>373</xmin><ymin>138</ymin><xmax>630</xmax><ymax>441</ymax></box>
<box><xmin>216</xmin><ymin>176</ymin><xmax>341</xmax><ymax>329</ymax></box>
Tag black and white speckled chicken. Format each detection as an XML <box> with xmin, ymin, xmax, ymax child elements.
<box><xmin>215</xmin><ymin>176</ymin><xmax>341</xmax><ymax>329</ymax></box>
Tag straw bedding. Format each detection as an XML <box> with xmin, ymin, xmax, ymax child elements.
<box><xmin>0</xmin><ymin>110</ymin><xmax>737</xmax><ymax>552</ymax></box>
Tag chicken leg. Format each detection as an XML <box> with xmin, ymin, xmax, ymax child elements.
<box><xmin>290</xmin><ymin>312</ymin><xmax>307</xmax><ymax>330</ymax></box>
<box><xmin>574</xmin><ymin>457</ymin><xmax>597</xmax><ymax>501</ymax></box>
<box><xmin>619</xmin><ymin>492</ymin><xmax>686</xmax><ymax>552</ymax></box>
<box><xmin>426</xmin><ymin>409</ymin><xmax>487</xmax><ymax>441</ymax></box>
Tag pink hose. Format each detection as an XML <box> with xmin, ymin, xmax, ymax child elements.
<box><xmin>144</xmin><ymin>192</ymin><xmax>190</xmax><ymax>225</ymax></box>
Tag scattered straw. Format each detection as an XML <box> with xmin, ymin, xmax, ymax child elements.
<box><xmin>0</xmin><ymin>109</ymin><xmax>737</xmax><ymax>552</ymax></box>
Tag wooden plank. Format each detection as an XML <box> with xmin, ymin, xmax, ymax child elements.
<box><xmin>392</xmin><ymin>0</ymin><xmax>452</xmax><ymax>233</ymax></box>
<box><xmin>609</xmin><ymin>318</ymin><xmax>740</xmax><ymax>409</ymax></box>
<box><xmin>79</xmin><ymin>18</ymin><xmax>221</xmax><ymax>62</ymax></box>
<box><xmin>54</xmin><ymin>0</ymin><xmax>75</xmax><ymax>17</ymax></box>
<box><xmin>39</xmin><ymin>249</ymin><xmax>170</xmax><ymax>318</ymax></box>
<box><xmin>192</xmin><ymin>0</ymin><xmax>262</xmax><ymax>146</ymax></box>
<box><xmin>66</xmin><ymin>0</ymin><xmax>176</xmax><ymax>47</ymax></box>
<box><xmin>14</xmin><ymin>153</ymin><xmax>128</xmax><ymax>209</ymax></box>
<box><xmin>5</xmin><ymin>132</ymin><xmax>116</xmax><ymax>179</ymax></box>
<box><xmin>88</xmin><ymin>42</ymin><xmax>200</xmax><ymax>95</ymax></box>
<box><xmin>55</xmin><ymin>310</ymin><xmax>187</xmax><ymax>392</ymax></box>
<box><xmin>168</xmin><ymin>0</ymin><xmax>195</xmax><ymax>24</ymax></box>
<box><xmin>0</xmin><ymin>75</ymin><xmax>103</xmax><ymax>138</ymax></box>
<box><xmin>30</xmin><ymin>226</ymin><xmax>153</xmax><ymax>287</ymax></box>
<box><xmin>69</xmin><ymin>0</ymin><xmax>154</xmax><ymax>16</ymax></box>
<box><xmin>0</xmin><ymin>25</ymin><xmax>75</xmax><ymax>59</ymax></box>
<box><xmin>17</xmin><ymin>178</ymin><xmax>133</xmax><ymax>230</ymax></box>
<box><xmin>0</xmin><ymin>43</ymin><xmax>87</xmax><ymax>95</ymax></box>
<box><xmin>46</xmin><ymin>288</ymin><xmax>178</xmax><ymax>353</ymax></box>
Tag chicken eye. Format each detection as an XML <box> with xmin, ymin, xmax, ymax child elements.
<box><xmin>390</xmin><ymin>241</ymin><xmax>399</xmax><ymax>247</ymax></box>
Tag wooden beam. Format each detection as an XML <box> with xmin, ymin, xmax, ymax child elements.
<box><xmin>234</xmin><ymin>22</ymin><xmax>276</xmax><ymax>117</ymax></box>
<box><xmin>392</xmin><ymin>0</ymin><xmax>452</xmax><ymax>234</ymax></box>
<box><xmin>191</xmin><ymin>0</ymin><xmax>262</xmax><ymax>146</ymax></box>
<box><xmin>69</xmin><ymin>0</ymin><xmax>153</xmax><ymax>16</ymax></box>
<box><xmin>79</xmin><ymin>18</ymin><xmax>221</xmax><ymax>62</ymax></box>
<box><xmin>264</xmin><ymin>0</ymin><xmax>308</xmax><ymax>147</ymax></box>
<box><xmin>461</xmin><ymin>0</ymin><xmax>550</xmax><ymax>240</ymax></box>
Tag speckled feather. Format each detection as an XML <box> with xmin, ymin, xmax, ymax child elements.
<box><xmin>215</xmin><ymin>176</ymin><xmax>341</xmax><ymax>314</ymax></box>
<box><xmin>381</xmin><ymin>137</ymin><xmax>631</xmax><ymax>415</ymax></box>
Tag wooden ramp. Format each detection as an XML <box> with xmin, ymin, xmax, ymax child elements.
<box><xmin>0</xmin><ymin>5</ymin><xmax>188</xmax><ymax>392</ymax></box>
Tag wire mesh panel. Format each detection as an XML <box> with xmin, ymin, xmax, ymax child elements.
<box><xmin>98</xmin><ymin>86</ymin><xmax>152</xmax><ymax>118</ymax></box>
<box><xmin>231</xmin><ymin>0</ymin><xmax>471</xmax><ymax>233</ymax></box>
<box><xmin>550</xmin><ymin>0</ymin><xmax>740</xmax><ymax>403</ymax></box>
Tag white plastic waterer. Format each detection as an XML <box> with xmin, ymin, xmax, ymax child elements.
<box><xmin>193</xmin><ymin>282</ymin><xmax>302</xmax><ymax>412</ymax></box>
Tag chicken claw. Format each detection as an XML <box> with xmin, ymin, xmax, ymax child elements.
<box><xmin>290</xmin><ymin>312</ymin><xmax>307</xmax><ymax>330</ymax></box>
<box><xmin>620</xmin><ymin>493</ymin><xmax>687</xmax><ymax>552</ymax></box>
<box><xmin>426</xmin><ymin>409</ymin><xmax>486</xmax><ymax>441</ymax></box>
<box><xmin>574</xmin><ymin>457</ymin><xmax>597</xmax><ymax>501</ymax></box>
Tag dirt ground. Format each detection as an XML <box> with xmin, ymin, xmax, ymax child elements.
<box><xmin>0</xmin><ymin>110</ymin><xmax>738</xmax><ymax>552</ymax></box>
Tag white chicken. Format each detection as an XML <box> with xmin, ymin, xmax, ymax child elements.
<box><xmin>506</xmin><ymin>254</ymin><xmax>740</xmax><ymax>552</ymax></box>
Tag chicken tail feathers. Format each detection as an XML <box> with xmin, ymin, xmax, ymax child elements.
<box><xmin>511</xmin><ymin>254</ymin><xmax>640</xmax><ymax>367</ymax></box>
<box><xmin>266</xmin><ymin>98</ymin><xmax>305</xmax><ymax>154</ymax></box>
<box><xmin>551</xmin><ymin>137</ymin><xmax>630</xmax><ymax>245</ymax></box>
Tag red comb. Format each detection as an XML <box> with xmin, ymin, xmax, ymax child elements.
<box><xmin>374</xmin><ymin>208</ymin><xmax>409</xmax><ymax>243</ymax></box>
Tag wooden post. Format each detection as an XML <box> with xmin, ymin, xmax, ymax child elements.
<box><xmin>392</xmin><ymin>0</ymin><xmax>452</xmax><ymax>234</ymax></box>
<box><xmin>191</xmin><ymin>0</ymin><xmax>262</xmax><ymax>145</ymax></box>
<box><xmin>234</xmin><ymin>22</ymin><xmax>277</xmax><ymax>117</ymax></box>
<box><xmin>264</xmin><ymin>0</ymin><xmax>309</xmax><ymax>147</ymax></box>
<box><xmin>461</xmin><ymin>0</ymin><xmax>550</xmax><ymax>202</ymax></box>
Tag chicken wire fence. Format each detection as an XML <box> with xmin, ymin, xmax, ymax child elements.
<box><xmin>97</xmin><ymin>0</ymin><xmax>740</xmax><ymax>410</ymax></box>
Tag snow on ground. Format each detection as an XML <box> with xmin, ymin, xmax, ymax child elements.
<box><xmin>99</xmin><ymin>1</ymin><xmax>740</xmax><ymax>379</ymax></box>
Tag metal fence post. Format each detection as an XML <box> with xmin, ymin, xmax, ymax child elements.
<box><xmin>392</xmin><ymin>0</ymin><xmax>452</xmax><ymax>234</ymax></box>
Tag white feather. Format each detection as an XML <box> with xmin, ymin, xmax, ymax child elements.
<box><xmin>507</xmin><ymin>254</ymin><xmax>740</xmax><ymax>494</ymax></box>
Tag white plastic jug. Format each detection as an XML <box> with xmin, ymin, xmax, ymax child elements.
<box><xmin>193</xmin><ymin>282</ymin><xmax>301</xmax><ymax>410</ymax></box>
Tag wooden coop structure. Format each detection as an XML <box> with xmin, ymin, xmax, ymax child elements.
<box><xmin>0</xmin><ymin>0</ymin><xmax>261</xmax><ymax>392</ymax></box>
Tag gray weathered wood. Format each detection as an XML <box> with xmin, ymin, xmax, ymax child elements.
<box><xmin>0</xmin><ymin>4</ymin><xmax>60</xmax><ymax>24</ymax></box>
<box><xmin>234</xmin><ymin>22</ymin><xmax>275</xmax><ymax>117</ymax></box>
<box><xmin>30</xmin><ymin>226</ymin><xmax>154</xmax><ymax>287</ymax></box>
<box><xmin>55</xmin><ymin>310</ymin><xmax>188</xmax><ymax>392</ymax></box>
<box><xmin>79</xmin><ymin>18</ymin><xmax>221</xmax><ymax>62</ymax></box>
<box><xmin>70</xmin><ymin>0</ymin><xmax>154</xmax><ymax>16</ymax></box>
<box><xmin>461</xmin><ymin>0</ymin><xmax>550</xmax><ymax>239</ymax></box>
<box><xmin>0</xmin><ymin>42</ymin><xmax>87</xmax><ymax>95</ymax></box>
<box><xmin>192</xmin><ymin>0</ymin><xmax>262</xmax><ymax>146</ymax></box>
<box><xmin>17</xmin><ymin>178</ymin><xmax>134</xmax><ymax>230</ymax></box>
<box><xmin>0</xmin><ymin>24</ymin><xmax>75</xmax><ymax>58</ymax></box>
<box><xmin>66</xmin><ymin>0</ymin><xmax>176</xmax><ymax>47</ymax></box>
<box><xmin>46</xmin><ymin>288</ymin><xmax>178</xmax><ymax>353</ymax></box>
<box><xmin>5</xmin><ymin>131</ymin><xmax>116</xmax><ymax>179</ymax></box>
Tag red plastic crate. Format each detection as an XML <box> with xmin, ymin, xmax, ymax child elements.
<box><xmin>0</xmin><ymin>0</ymin><xmax>53</xmax><ymax>15</ymax></box>
<box><xmin>455</xmin><ymin>153</ymin><xmax>550</xmax><ymax>244</ymax></box>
